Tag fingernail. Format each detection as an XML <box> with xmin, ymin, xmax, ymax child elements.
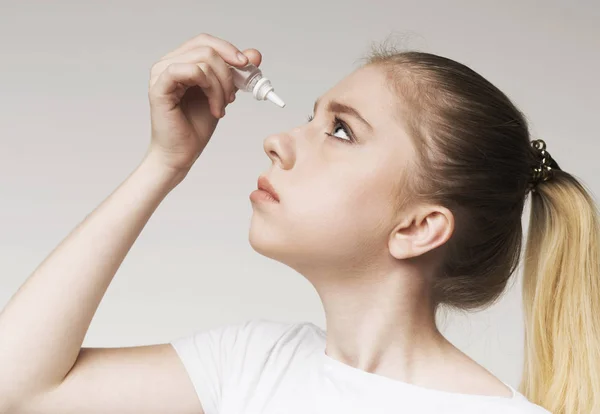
<box><xmin>221</xmin><ymin>108</ymin><xmax>226</xmax><ymax>117</ymax></box>
<box><xmin>230</xmin><ymin>93</ymin><xmax>236</xmax><ymax>102</ymax></box>
<box><xmin>237</xmin><ymin>52</ymin><xmax>247</xmax><ymax>63</ymax></box>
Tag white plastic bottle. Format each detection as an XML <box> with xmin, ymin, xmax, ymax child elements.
<box><xmin>230</xmin><ymin>63</ymin><xmax>285</xmax><ymax>108</ymax></box>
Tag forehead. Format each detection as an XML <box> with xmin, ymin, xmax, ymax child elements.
<box><xmin>323</xmin><ymin>65</ymin><xmax>402</xmax><ymax>134</ymax></box>
<box><xmin>324</xmin><ymin>65</ymin><xmax>415</xmax><ymax>166</ymax></box>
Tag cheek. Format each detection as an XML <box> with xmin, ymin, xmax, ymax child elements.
<box><xmin>248</xmin><ymin>169</ymin><xmax>398</xmax><ymax>267</ymax></box>
<box><xmin>286</xmin><ymin>180</ymin><xmax>391</xmax><ymax>245</ymax></box>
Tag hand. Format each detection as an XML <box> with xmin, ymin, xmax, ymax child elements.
<box><xmin>145</xmin><ymin>33</ymin><xmax>262</xmax><ymax>173</ymax></box>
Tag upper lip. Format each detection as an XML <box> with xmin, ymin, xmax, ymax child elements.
<box><xmin>257</xmin><ymin>176</ymin><xmax>280</xmax><ymax>202</ymax></box>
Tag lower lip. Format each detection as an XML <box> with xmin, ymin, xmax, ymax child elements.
<box><xmin>250</xmin><ymin>189</ymin><xmax>279</xmax><ymax>203</ymax></box>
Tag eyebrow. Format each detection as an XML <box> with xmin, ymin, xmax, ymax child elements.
<box><xmin>313</xmin><ymin>98</ymin><xmax>373</xmax><ymax>132</ymax></box>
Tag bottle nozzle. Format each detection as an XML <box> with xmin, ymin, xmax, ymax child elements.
<box><xmin>266</xmin><ymin>91</ymin><xmax>286</xmax><ymax>108</ymax></box>
<box><xmin>230</xmin><ymin>63</ymin><xmax>285</xmax><ymax>108</ymax></box>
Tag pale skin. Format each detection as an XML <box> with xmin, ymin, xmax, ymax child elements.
<box><xmin>0</xmin><ymin>33</ymin><xmax>511</xmax><ymax>414</ymax></box>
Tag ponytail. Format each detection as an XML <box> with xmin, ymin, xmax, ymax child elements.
<box><xmin>521</xmin><ymin>171</ymin><xmax>600</xmax><ymax>413</ymax></box>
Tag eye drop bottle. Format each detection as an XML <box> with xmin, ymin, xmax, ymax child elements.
<box><xmin>230</xmin><ymin>63</ymin><xmax>285</xmax><ymax>108</ymax></box>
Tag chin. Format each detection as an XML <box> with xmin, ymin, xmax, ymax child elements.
<box><xmin>248</xmin><ymin>226</ymin><xmax>332</xmax><ymax>279</ymax></box>
<box><xmin>247</xmin><ymin>218</ymin><xmax>306</xmax><ymax>269</ymax></box>
<box><xmin>248</xmin><ymin>212</ymin><xmax>350</xmax><ymax>273</ymax></box>
<box><xmin>248</xmin><ymin>217</ymin><xmax>284</xmax><ymax>261</ymax></box>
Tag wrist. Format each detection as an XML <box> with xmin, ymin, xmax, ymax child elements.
<box><xmin>139</xmin><ymin>150</ymin><xmax>191</xmax><ymax>191</ymax></box>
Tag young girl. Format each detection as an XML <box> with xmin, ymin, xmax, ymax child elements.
<box><xmin>0</xmin><ymin>33</ymin><xmax>597</xmax><ymax>414</ymax></box>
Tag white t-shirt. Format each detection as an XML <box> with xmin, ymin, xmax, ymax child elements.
<box><xmin>171</xmin><ymin>319</ymin><xmax>550</xmax><ymax>414</ymax></box>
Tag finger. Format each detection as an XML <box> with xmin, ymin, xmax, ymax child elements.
<box><xmin>197</xmin><ymin>62</ymin><xmax>226</xmax><ymax>118</ymax></box>
<box><xmin>160</xmin><ymin>32</ymin><xmax>249</xmax><ymax>68</ymax></box>
<box><xmin>150</xmin><ymin>62</ymin><xmax>224</xmax><ymax>119</ymax></box>
<box><xmin>241</xmin><ymin>48</ymin><xmax>262</xmax><ymax>68</ymax></box>
<box><xmin>150</xmin><ymin>62</ymin><xmax>207</xmax><ymax>103</ymax></box>
<box><xmin>153</xmin><ymin>46</ymin><xmax>235</xmax><ymax>110</ymax></box>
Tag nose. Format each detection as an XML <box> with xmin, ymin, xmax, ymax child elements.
<box><xmin>263</xmin><ymin>131</ymin><xmax>295</xmax><ymax>169</ymax></box>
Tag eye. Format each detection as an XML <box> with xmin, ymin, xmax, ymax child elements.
<box><xmin>306</xmin><ymin>114</ymin><xmax>355</xmax><ymax>144</ymax></box>
<box><xmin>329</xmin><ymin>118</ymin><xmax>352</xmax><ymax>142</ymax></box>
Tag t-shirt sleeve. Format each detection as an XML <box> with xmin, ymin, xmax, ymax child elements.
<box><xmin>170</xmin><ymin>319</ymin><xmax>253</xmax><ymax>414</ymax></box>
<box><xmin>169</xmin><ymin>318</ymin><xmax>297</xmax><ymax>414</ymax></box>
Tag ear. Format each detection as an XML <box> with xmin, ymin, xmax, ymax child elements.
<box><xmin>388</xmin><ymin>205</ymin><xmax>454</xmax><ymax>260</ymax></box>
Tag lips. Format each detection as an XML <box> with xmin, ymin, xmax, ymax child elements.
<box><xmin>257</xmin><ymin>176</ymin><xmax>280</xmax><ymax>202</ymax></box>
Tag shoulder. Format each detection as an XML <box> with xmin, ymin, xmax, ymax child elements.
<box><xmin>203</xmin><ymin>319</ymin><xmax>326</xmax><ymax>392</ymax></box>
<box><xmin>172</xmin><ymin>318</ymin><xmax>325</xmax><ymax>358</ymax></box>
<box><xmin>239</xmin><ymin>318</ymin><xmax>322</xmax><ymax>337</ymax></box>
<box><xmin>228</xmin><ymin>318</ymin><xmax>325</xmax><ymax>354</ymax></box>
<box><xmin>247</xmin><ymin>318</ymin><xmax>325</xmax><ymax>338</ymax></box>
<box><xmin>169</xmin><ymin>319</ymin><xmax>325</xmax><ymax>382</ymax></box>
<box><xmin>169</xmin><ymin>319</ymin><xmax>325</xmax><ymax>413</ymax></box>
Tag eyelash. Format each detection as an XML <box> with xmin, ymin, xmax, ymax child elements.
<box><xmin>306</xmin><ymin>114</ymin><xmax>355</xmax><ymax>144</ymax></box>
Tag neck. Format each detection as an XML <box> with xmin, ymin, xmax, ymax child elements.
<box><xmin>313</xmin><ymin>266</ymin><xmax>449</xmax><ymax>381</ymax></box>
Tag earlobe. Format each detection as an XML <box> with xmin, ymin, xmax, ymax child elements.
<box><xmin>388</xmin><ymin>207</ymin><xmax>454</xmax><ymax>260</ymax></box>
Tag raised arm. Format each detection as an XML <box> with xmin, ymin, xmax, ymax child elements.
<box><xmin>0</xmin><ymin>33</ymin><xmax>261</xmax><ymax>413</ymax></box>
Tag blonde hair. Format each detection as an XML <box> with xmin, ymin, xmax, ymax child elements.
<box><xmin>522</xmin><ymin>174</ymin><xmax>600</xmax><ymax>412</ymax></box>
<box><xmin>364</xmin><ymin>45</ymin><xmax>600</xmax><ymax>413</ymax></box>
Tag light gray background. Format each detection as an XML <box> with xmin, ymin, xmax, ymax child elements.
<box><xmin>1</xmin><ymin>0</ymin><xmax>599</xmax><ymax>388</ymax></box>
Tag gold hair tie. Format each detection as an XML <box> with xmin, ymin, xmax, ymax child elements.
<box><xmin>527</xmin><ymin>139</ymin><xmax>561</xmax><ymax>194</ymax></box>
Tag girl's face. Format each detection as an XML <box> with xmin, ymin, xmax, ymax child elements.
<box><xmin>249</xmin><ymin>65</ymin><xmax>417</xmax><ymax>278</ymax></box>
